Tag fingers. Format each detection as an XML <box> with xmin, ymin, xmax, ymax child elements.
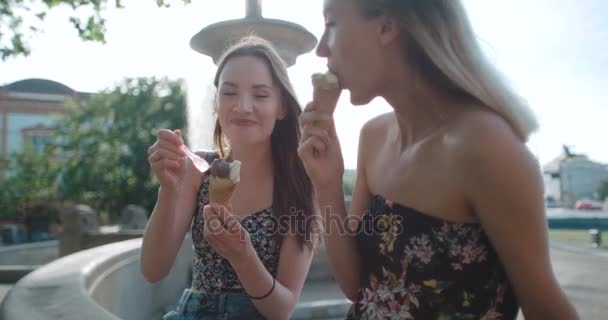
<box><xmin>298</xmin><ymin>135</ymin><xmax>329</xmax><ymax>158</ymax></box>
<box><xmin>203</xmin><ymin>205</ymin><xmax>223</xmax><ymax>237</ymax></box>
<box><xmin>203</xmin><ymin>204</ymin><xmax>220</xmax><ymax>223</ymax></box>
<box><xmin>299</xmin><ymin>111</ymin><xmax>332</xmax><ymax>130</ymax></box>
<box><xmin>301</xmin><ymin>125</ymin><xmax>330</xmax><ymax>147</ymax></box>
<box><xmin>215</xmin><ymin>204</ymin><xmax>241</xmax><ymax>234</ymax></box>
<box><xmin>303</xmin><ymin>101</ymin><xmax>317</xmax><ymax>113</ymax></box>
<box><xmin>147</xmin><ymin>140</ymin><xmax>158</xmax><ymax>156</ymax></box>
<box><xmin>208</xmin><ymin>203</ymin><xmax>231</xmax><ymax>222</ymax></box>
<box><xmin>224</xmin><ymin>215</ymin><xmax>241</xmax><ymax>234</ymax></box>
<box><xmin>149</xmin><ymin>129</ymin><xmax>185</xmax><ymax>154</ymax></box>
<box><xmin>203</xmin><ymin>204</ymin><xmax>240</xmax><ymax>235</ymax></box>
<box><xmin>149</xmin><ymin>158</ymin><xmax>182</xmax><ymax>172</ymax></box>
<box><xmin>148</xmin><ymin>147</ymin><xmax>183</xmax><ymax>163</ymax></box>
<box><xmin>300</xmin><ymin>102</ymin><xmax>337</xmax><ymax>140</ymax></box>
<box><xmin>158</xmin><ymin>129</ymin><xmax>183</xmax><ymax>145</ymax></box>
<box><xmin>300</xmin><ymin>116</ymin><xmax>331</xmax><ymax>149</ymax></box>
<box><xmin>148</xmin><ymin>129</ymin><xmax>186</xmax><ymax>168</ymax></box>
<box><xmin>148</xmin><ymin>149</ymin><xmax>184</xmax><ymax>176</ymax></box>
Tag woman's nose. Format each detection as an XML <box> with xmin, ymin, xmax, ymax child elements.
<box><xmin>316</xmin><ymin>33</ymin><xmax>329</xmax><ymax>58</ymax></box>
<box><xmin>237</xmin><ymin>95</ymin><xmax>253</xmax><ymax>112</ymax></box>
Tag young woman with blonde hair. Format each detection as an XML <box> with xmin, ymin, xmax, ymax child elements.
<box><xmin>299</xmin><ymin>0</ymin><xmax>578</xmax><ymax>318</ymax></box>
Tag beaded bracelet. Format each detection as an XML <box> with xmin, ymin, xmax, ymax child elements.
<box><xmin>247</xmin><ymin>277</ymin><xmax>276</xmax><ymax>300</ymax></box>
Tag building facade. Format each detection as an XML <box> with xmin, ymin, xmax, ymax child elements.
<box><xmin>0</xmin><ymin>79</ymin><xmax>88</xmax><ymax>158</ymax></box>
<box><xmin>543</xmin><ymin>146</ymin><xmax>608</xmax><ymax>207</ymax></box>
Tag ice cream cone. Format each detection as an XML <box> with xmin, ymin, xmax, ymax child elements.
<box><xmin>311</xmin><ymin>71</ymin><xmax>341</xmax><ymax>114</ymax></box>
<box><xmin>208</xmin><ymin>159</ymin><xmax>241</xmax><ymax>205</ymax></box>
<box><xmin>209</xmin><ymin>177</ymin><xmax>236</xmax><ymax>204</ymax></box>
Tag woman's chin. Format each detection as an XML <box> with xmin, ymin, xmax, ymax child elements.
<box><xmin>227</xmin><ymin>135</ymin><xmax>268</xmax><ymax>147</ymax></box>
<box><xmin>349</xmin><ymin>90</ymin><xmax>375</xmax><ymax>106</ymax></box>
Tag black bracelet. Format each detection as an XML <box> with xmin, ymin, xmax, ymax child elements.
<box><xmin>247</xmin><ymin>277</ymin><xmax>276</xmax><ymax>300</ymax></box>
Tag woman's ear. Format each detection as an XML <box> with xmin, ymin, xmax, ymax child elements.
<box><xmin>377</xmin><ymin>16</ymin><xmax>401</xmax><ymax>46</ymax></box>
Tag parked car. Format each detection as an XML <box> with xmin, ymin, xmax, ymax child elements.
<box><xmin>575</xmin><ymin>199</ymin><xmax>603</xmax><ymax>210</ymax></box>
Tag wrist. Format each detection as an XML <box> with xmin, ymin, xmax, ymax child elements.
<box><xmin>312</xmin><ymin>175</ymin><xmax>343</xmax><ymax>190</ymax></box>
<box><xmin>230</xmin><ymin>243</ymin><xmax>257</xmax><ymax>272</ymax></box>
<box><xmin>158</xmin><ymin>186</ymin><xmax>178</xmax><ymax>199</ymax></box>
<box><xmin>314</xmin><ymin>183</ymin><xmax>344</xmax><ymax>204</ymax></box>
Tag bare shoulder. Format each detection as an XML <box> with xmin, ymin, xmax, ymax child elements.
<box><xmin>358</xmin><ymin>112</ymin><xmax>394</xmax><ymax>160</ymax></box>
<box><xmin>360</xmin><ymin>112</ymin><xmax>393</xmax><ymax>142</ymax></box>
<box><xmin>447</xmin><ymin>107</ymin><xmax>536</xmax><ymax>167</ymax></box>
<box><xmin>445</xmin><ymin>107</ymin><xmax>541</xmax><ymax>197</ymax></box>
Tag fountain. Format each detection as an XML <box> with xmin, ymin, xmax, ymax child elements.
<box><xmin>186</xmin><ymin>0</ymin><xmax>318</xmax><ymax>159</ymax></box>
<box><xmin>190</xmin><ymin>0</ymin><xmax>317</xmax><ymax>66</ymax></box>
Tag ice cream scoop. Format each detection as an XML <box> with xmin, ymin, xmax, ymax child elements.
<box><xmin>208</xmin><ymin>158</ymin><xmax>241</xmax><ymax>205</ymax></box>
<box><xmin>312</xmin><ymin>71</ymin><xmax>339</xmax><ymax>90</ymax></box>
<box><xmin>311</xmin><ymin>71</ymin><xmax>341</xmax><ymax>115</ymax></box>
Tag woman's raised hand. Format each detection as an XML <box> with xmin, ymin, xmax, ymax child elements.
<box><xmin>298</xmin><ymin>101</ymin><xmax>345</xmax><ymax>190</ymax></box>
<box><xmin>148</xmin><ymin>129</ymin><xmax>200</xmax><ymax>192</ymax></box>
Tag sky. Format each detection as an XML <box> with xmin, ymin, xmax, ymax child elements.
<box><xmin>1</xmin><ymin>0</ymin><xmax>606</xmax><ymax>169</ymax></box>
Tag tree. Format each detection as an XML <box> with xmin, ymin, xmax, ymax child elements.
<box><xmin>599</xmin><ymin>180</ymin><xmax>608</xmax><ymax>202</ymax></box>
<box><xmin>0</xmin><ymin>0</ymin><xmax>190</xmax><ymax>60</ymax></box>
<box><xmin>53</xmin><ymin>77</ymin><xmax>187</xmax><ymax>219</ymax></box>
<box><xmin>0</xmin><ymin>145</ymin><xmax>62</xmax><ymax>221</ymax></box>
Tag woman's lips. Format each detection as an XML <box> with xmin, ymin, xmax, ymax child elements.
<box><xmin>231</xmin><ymin>119</ymin><xmax>257</xmax><ymax>126</ymax></box>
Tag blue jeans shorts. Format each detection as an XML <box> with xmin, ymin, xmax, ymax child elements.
<box><xmin>162</xmin><ymin>289</ymin><xmax>265</xmax><ymax>320</ymax></box>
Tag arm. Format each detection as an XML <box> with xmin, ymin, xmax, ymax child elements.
<box><xmin>298</xmin><ymin>107</ymin><xmax>378</xmax><ymax>301</ymax></box>
<box><xmin>461</xmin><ymin>119</ymin><xmax>578</xmax><ymax>319</ymax></box>
<box><xmin>140</xmin><ymin>184</ymin><xmax>198</xmax><ymax>283</ymax></box>
<box><xmin>232</xmin><ymin>235</ymin><xmax>315</xmax><ymax>320</ymax></box>
<box><xmin>139</xmin><ymin>133</ymin><xmax>204</xmax><ymax>283</ymax></box>
<box><xmin>318</xmin><ymin>121</ymin><xmax>373</xmax><ymax>301</ymax></box>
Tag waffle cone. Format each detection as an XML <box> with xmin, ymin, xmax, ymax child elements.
<box><xmin>312</xmin><ymin>72</ymin><xmax>340</xmax><ymax>114</ymax></box>
<box><xmin>209</xmin><ymin>176</ymin><xmax>236</xmax><ymax>205</ymax></box>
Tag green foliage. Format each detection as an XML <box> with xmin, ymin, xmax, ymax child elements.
<box><xmin>0</xmin><ymin>77</ymin><xmax>187</xmax><ymax>221</ymax></box>
<box><xmin>0</xmin><ymin>145</ymin><xmax>63</xmax><ymax>221</ymax></box>
<box><xmin>343</xmin><ymin>169</ymin><xmax>356</xmax><ymax>196</ymax></box>
<box><xmin>598</xmin><ymin>180</ymin><xmax>608</xmax><ymax>202</ymax></box>
<box><xmin>0</xmin><ymin>0</ymin><xmax>191</xmax><ymax>60</ymax></box>
<box><xmin>53</xmin><ymin>77</ymin><xmax>187</xmax><ymax>218</ymax></box>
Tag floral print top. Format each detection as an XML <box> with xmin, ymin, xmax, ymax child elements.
<box><xmin>347</xmin><ymin>195</ymin><xmax>519</xmax><ymax>320</ymax></box>
<box><xmin>190</xmin><ymin>153</ymin><xmax>280</xmax><ymax>293</ymax></box>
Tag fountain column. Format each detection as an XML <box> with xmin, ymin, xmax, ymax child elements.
<box><xmin>187</xmin><ymin>0</ymin><xmax>318</xmax><ymax>150</ymax></box>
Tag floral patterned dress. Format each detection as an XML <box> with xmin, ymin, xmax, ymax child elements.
<box><xmin>190</xmin><ymin>152</ymin><xmax>280</xmax><ymax>293</ymax></box>
<box><xmin>346</xmin><ymin>195</ymin><xmax>519</xmax><ymax>320</ymax></box>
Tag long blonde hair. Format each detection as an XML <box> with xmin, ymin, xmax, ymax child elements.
<box><xmin>358</xmin><ymin>0</ymin><xmax>538</xmax><ymax>141</ymax></box>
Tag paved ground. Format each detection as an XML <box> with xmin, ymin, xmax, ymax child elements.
<box><xmin>548</xmin><ymin>242</ymin><xmax>608</xmax><ymax>319</ymax></box>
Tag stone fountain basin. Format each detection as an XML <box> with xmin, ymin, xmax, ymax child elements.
<box><xmin>0</xmin><ymin>234</ymin><xmax>350</xmax><ymax>319</ymax></box>
<box><xmin>1</xmin><ymin>237</ymin><xmax>192</xmax><ymax>319</ymax></box>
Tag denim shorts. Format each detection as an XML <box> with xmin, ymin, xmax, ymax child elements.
<box><xmin>162</xmin><ymin>289</ymin><xmax>265</xmax><ymax>320</ymax></box>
